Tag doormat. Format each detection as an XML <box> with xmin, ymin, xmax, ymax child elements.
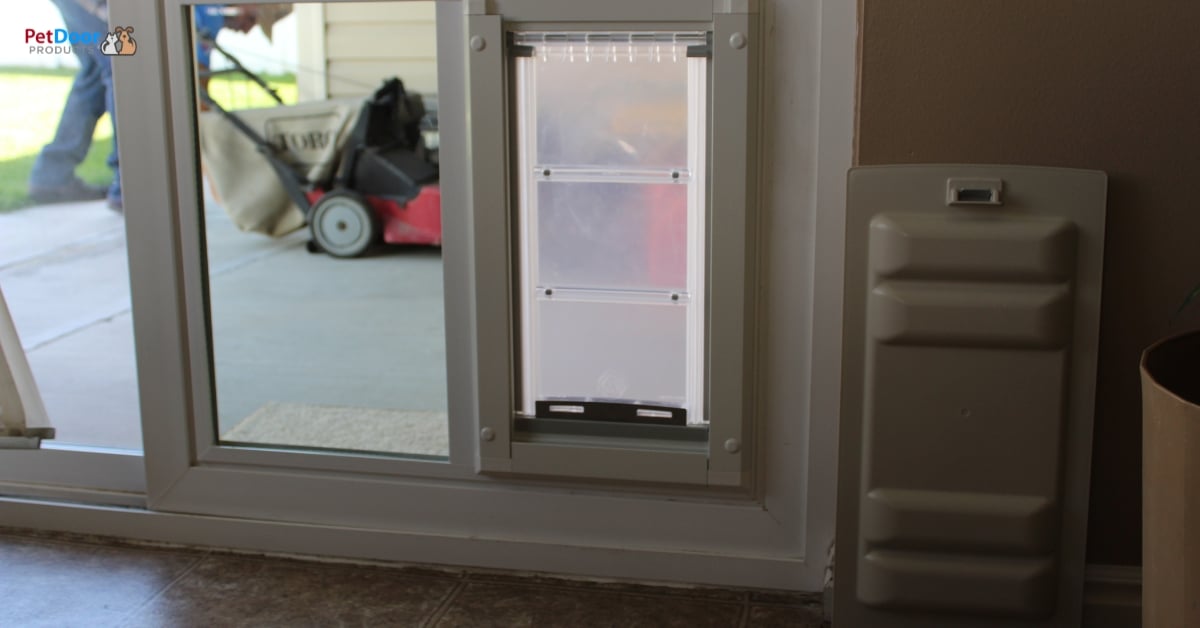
<box><xmin>220</xmin><ymin>401</ymin><xmax>449</xmax><ymax>457</ymax></box>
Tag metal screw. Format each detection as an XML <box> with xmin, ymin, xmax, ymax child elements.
<box><xmin>470</xmin><ymin>36</ymin><xmax>487</xmax><ymax>51</ymax></box>
<box><xmin>480</xmin><ymin>427</ymin><xmax>495</xmax><ymax>442</ymax></box>
<box><xmin>729</xmin><ymin>32</ymin><xmax>747</xmax><ymax>50</ymax></box>
<box><xmin>724</xmin><ymin>438</ymin><xmax>741</xmax><ymax>454</ymax></box>
<box><xmin>671</xmin><ymin>171</ymin><xmax>680</xmax><ymax>180</ymax></box>
<box><xmin>543</xmin><ymin>169</ymin><xmax>551</xmax><ymax>177</ymax></box>
<box><xmin>671</xmin><ymin>293</ymin><xmax>680</xmax><ymax>301</ymax></box>
<box><xmin>544</xmin><ymin>288</ymin><xmax>553</xmax><ymax>296</ymax></box>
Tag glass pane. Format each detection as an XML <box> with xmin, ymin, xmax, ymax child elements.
<box><xmin>0</xmin><ymin>0</ymin><xmax>141</xmax><ymax>451</ymax></box>
<box><xmin>522</xmin><ymin>34</ymin><xmax>694</xmax><ymax>170</ymax></box>
<box><xmin>190</xmin><ymin>2</ymin><xmax>449</xmax><ymax>458</ymax></box>
<box><xmin>537</xmin><ymin>298</ymin><xmax>687</xmax><ymax>408</ymax></box>
<box><xmin>537</xmin><ymin>181</ymin><xmax>687</xmax><ymax>291</ymax></box>
<box><xmin>0</xmin><ymin>214</ymin><xmax>141</xmax><ymax>450</ymax></box>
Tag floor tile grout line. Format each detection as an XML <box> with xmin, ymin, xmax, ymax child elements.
<box><xmin>463</xmin><ymin>570</ymin><xmax>802</xmax><ymax>603</ymax></box>
<box><xmin>461</xmin><ymin>573</ymin><xmax>751</xmax><ymax>607</ymax></box>
<box><xmin>111</xmin><ymin>551</ymin><xmax>212</xmax><ymax>626</ymax></box>
<box><xmin>418</xmin><ymin>579</ymin><xmax>468</xmax><ymax>628</ymax></box>
<box><xmin>188</xmin><ymin>548</ymin><xmax>468</xmax><ymax>584</ymax></box>
<box><xmin>737</xmin><ymin>599</ymin><xmax>751</xmax><ymax>628</ymax></box>
<box><xmin>744</xmin><ymin>599</ymin><xmax>823</xmax><ymax>608</ymax></box>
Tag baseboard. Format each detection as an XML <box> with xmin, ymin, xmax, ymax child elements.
<box><xmin>1083</xmin><ymin>564</ymin><xmax>1141</xmax><ymax>628</ymax></box>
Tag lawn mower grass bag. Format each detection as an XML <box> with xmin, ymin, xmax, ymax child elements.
<box><xmin>197</xmin><ymin>97</ymin><xmax>363</xmax><ymax>237</ymax></box>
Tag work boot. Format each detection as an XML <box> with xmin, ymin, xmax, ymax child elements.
<box><xmin>28</xmin><ymin>178</ymin><xmax>108</xmax><ymax>204</ymax></box>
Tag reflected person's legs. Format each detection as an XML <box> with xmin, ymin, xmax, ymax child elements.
<box><xmin>28</xmin><ymin>0</ymin><xmax>114</xmax><ymax>204</ymax></box>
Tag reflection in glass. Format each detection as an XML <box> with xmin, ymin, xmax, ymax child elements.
<box><xmin>191</xmin><ymin>2</ymin><xmax>449</xmax><ymax>457</ymax></box>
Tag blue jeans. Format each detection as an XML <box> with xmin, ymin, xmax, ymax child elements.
<box><xmin>29</xmin><ymin>0</ymin><xmax>120</xmax><ymax>200</ymax></box>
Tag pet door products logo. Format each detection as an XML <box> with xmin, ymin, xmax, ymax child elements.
<box><xmin>100</xmin><ymin>27</ymin><xmax>136</xmax><ymax>56</ymax></box>
<box><xmin>25</xmin><ymin>26</ymin><xmax>137</xmax><ymax>56</ymax></box>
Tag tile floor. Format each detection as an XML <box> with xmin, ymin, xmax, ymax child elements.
<box><xmin>0</xmin><ymin>528</ymin><xmax>827</xmax><ymax>627</ymax></box>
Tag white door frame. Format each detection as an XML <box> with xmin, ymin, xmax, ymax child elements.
<box><xmin>0</xmin><ymin>0</ymin><xmax>856</xmax><ymax>593</ymax></box>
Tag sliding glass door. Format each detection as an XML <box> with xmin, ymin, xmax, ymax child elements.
<box><xmin>82</xmin><ymin>0</ymin><xmax>816</xmax><ymax>590</ymax></box>
<box><xmin>0</xmin><ymin>4</ymin><xmax>144</xmax><ymax>495</ymax></box>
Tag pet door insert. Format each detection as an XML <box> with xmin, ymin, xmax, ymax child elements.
<box><xmin>513</xmin><ymin>32</ymin><xmax>708</xmax><ymax>427</ymax></box>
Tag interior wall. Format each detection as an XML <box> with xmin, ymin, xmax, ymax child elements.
<box><xmin>856</xmin><ymin>0</ymin><xmax>1200</xmax><ymax>566</ymax></box>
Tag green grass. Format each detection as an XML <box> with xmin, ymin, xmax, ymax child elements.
<box><xmin>0</xmin><ymin>65</ymin><xmax>81</xmax><ymax>78</ymax></box>
<box><xmin>0</xmin><ymin>67</ymin><xmax>296</xmax><ymax>212</ymax></box>
<box><xmin>203</xmin><ymin>71</ymin><xmax>299</xmax><ymax>111</ymax></box>
<box><xmin>0</xmin><ymin>135</ymin><xmax>114</xmax><ymax>212</ymax></box>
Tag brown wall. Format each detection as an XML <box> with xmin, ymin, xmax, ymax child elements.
<box><xmin>856</xmin><ymin>0</ymin><xmax>1200</xmax><ymax>565</ymax></box>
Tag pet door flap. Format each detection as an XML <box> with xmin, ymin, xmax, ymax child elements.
<box><xmin>513</xmin><ymin>31</ymin><xmax>708</xmax><ymax>428</ymax></box>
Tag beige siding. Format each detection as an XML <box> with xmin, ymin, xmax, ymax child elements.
<box><xmin>297</xmin><ymin>1</ymin><xmax>438</xmax><ymax>101</ymax></box>
<box><xmin>323</xmin><ymin>24</ymin><xmax>437</xmax><ymax>61</ymax></box>
<box><xmin>327</xmin><ymin>59</ymin><xmax>439</xmax><ymax>98</ymax></box>
<box><xmin>325</xmin><ymin>2</ymin><xmax>437</xmax><ymax>99</ymax></box>
<box><xmin>324</xmin><ymin>2</ymin><xmax>435</xmax><ymax>22</ymax></box>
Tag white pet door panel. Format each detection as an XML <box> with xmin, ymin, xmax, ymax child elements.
<box><xmin>514</xmin><ymin>32</ymin><xmax>708</xmax><ymax>428</ymax></box>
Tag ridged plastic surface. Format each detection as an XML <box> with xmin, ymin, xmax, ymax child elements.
<box><xmin>838</xmin><ymin>165</ymin><xmax>1106</xmax><ymax>627</ymax></box>
<box><xmin>860</xmin><ymin>212</ymin><xmax>1075</xmax><ymax>616</ymax></box>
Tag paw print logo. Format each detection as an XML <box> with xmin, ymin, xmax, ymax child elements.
<box><xmin>100</xmin><ymin>26</ymin><xmax>136</xmax><ymax>56</ymax></box>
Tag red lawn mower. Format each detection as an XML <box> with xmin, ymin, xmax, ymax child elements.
<box><xmin>200</xmin><ymin>41</ymin><xmax>441</xmax><ymax>257</ymax></box>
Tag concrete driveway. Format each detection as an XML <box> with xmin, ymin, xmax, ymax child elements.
<box><xmin>0</xmin><ymin>198</ymin><xmax>447</xmax><ymax>452</ymax></box>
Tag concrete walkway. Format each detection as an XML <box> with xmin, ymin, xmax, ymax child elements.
<box><xmin>0</xmin><ymin>199</ymin><xmax>447</xmax><ymax>452</ymax></box>
<box><xmin>1</xmin><ymin>200</ymin><xmax>140</xmax><ymax>450</ymax></box>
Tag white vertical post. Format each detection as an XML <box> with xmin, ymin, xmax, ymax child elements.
<box><xmin>293</xmin><ymin>3</ymin><xmax>328</xmax><ymax>102</ymax></box>
<box><xmin>687</xmin><ymin>55</ymin><xmax>708</xmax><ymax>425</ymax></box>
<box><xmin>516</xmin><ymin>55</ymin><xmax>538</xmax><ymax>417</ymax></box>
<box><xmin>0</xmin><ymin>286</ymin><xmax>53</xmax><ymax>449</ymax></box>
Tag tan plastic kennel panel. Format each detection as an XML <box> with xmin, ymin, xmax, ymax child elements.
<box><xmin>835</xmin><ymin>165</ymin><xmax>1106</xmax><ymax>628</ymax></box>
